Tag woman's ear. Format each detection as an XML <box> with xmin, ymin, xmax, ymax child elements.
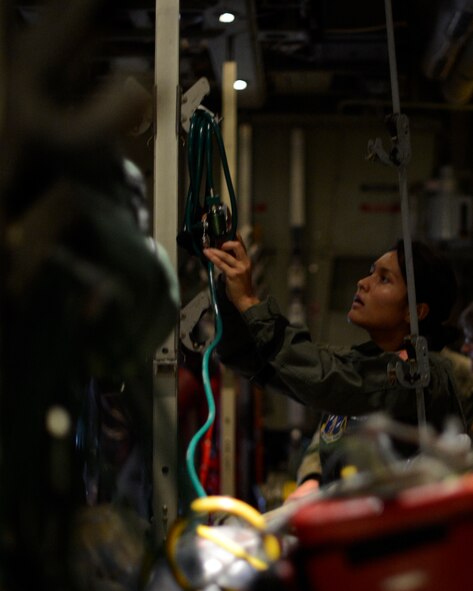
<box><xmin>417</xmin><ymin>302</ymin><xmax>430</xmax><ymax>321</ymax></box>
<box><xmin>406</xmin><ymin>303</ymin><xmax>430</xmax><ymax>323</ymax></box>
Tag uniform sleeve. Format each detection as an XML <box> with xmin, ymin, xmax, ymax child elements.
<box><xmin>224</xmin><ymin>297</ymin><xmax>462</xmax><ymax>427</ymax></box>
<box><xmin>216</xmin><ymin>281</ymin><xmax>281</xmax><ymax>378</ymax></box>
<box><xmin>296</xmin><ymin>426</ymin><xmax>322</xmax><ymax>485</ymax></box>
<box><xmin>441</xmin><ymin>348</ymin><xmax>473</xmax><ymax>435</ymax></box>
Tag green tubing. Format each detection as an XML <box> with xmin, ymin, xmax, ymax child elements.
<box><xmin>183</xmin><ymin>109</ymin><xmax>238</xmax><ymax>252</ymax></box>
<box><xmin>185</xmin><ymin>261</ymin><xmax>223</xmax><ymax>498</ymax></box>
<box><xmin>183</xmin><ymin>108</ymin><xmax>238</xmax><ymax>497</ymax></box>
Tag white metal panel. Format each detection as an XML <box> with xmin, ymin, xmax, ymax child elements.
<box><xmin>220</xmin><ymin>60</ymin><xmax>237</xmax><ymax>497</ymax></box>
<box><xmin>153</xmin><ymin>0</ymin><xmax>180</xmax><ymax>544</ymax></box>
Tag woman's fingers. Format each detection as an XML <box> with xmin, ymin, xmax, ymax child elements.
<box><xmin>204</xmin><ymin>240</ymin><xmax>250</xmax><ymax>270</ymax></box>
<box><xmin>220</xmin><ymin>240</ymin><xmax>247</xmax><ymax>260</ymax></box>
<box><xmin>235</xmin><ymin>232</ymin><xmax>248</xmax><ymax>252</ymax></box>
<box><xmin>284</xmin><ymin>479</ymin><xmax>320</xmax><ymax>504</ymax></box>
<box><xmin>203</xmin><ymin>247</ymin><xmax>237</xmax><ymax>270</ymax></box>
<box><xmin>203</xmin><ymin>239</ymin><xmax>259</xmax><ymax>312</ymax></box>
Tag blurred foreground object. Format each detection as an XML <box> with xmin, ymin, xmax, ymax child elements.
<box><xmin>0</xmin><ymin>1</ymin><xmax>179</xmax><ymax>589</ymax></box>
<box><xmin>167</xmin><ymin>496</ymin><xmax>281</xmax><ymax>591</ymax></box>
<box><xmin>70</xmin><ymin>504</ymin><xmax>150</xmax><ymax>591</ymax></box>
<box><xmin>283</xmin><ymin>473</ymin><xmax>473</xmax><ymax>591</ymax></box>
<box><xmin>249</xmin><ymin>414</ymin><xmax>473</xmax><ymax>591</ymax></box>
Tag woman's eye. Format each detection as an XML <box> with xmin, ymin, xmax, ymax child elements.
<box><xmin>380</xmin><ymin>275</ymin><xmax>390</xmax><ymax>284</ymax></box>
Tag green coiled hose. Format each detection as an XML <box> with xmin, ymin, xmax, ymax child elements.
<box><xmin>181</xmin><ymin>107</ymin><xmax>238</xmax><ymax>497</ymax></box>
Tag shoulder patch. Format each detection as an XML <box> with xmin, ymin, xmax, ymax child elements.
<box><xmin>321</xmin><ymin>414</ymin><xmax>348</xmax><ymax>443</ymax></box>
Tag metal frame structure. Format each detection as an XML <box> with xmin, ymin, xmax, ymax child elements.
<box><xmin>152</xmin><ymin>2</ymin><xmax>242</xmax><ymax>528</ymax></box>
<box><xmin>152</xmin><ymin>0</ymin><xmax>180</xmax><ymax>543</ymax></box>
<box><xmin>219</xmin><ymin>60</ymin><xmax>238</xmax><ymax>497</ymax></box>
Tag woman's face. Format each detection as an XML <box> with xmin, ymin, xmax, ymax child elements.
<box><xmin>348</xmin><ymin>250</ymin><xmax>410</xmax><ymax>339</ymax></box>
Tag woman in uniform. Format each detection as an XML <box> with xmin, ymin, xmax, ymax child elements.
<box><xmin>203</xmin><ymin>237</ymin><xmax>466</xmax><ymax>488</ymax></box>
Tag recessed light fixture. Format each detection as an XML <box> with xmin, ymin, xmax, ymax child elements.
<box><xmin>233</xmin><ymin>79</ymin><xmax>248</xmax><ymax>90</ymax></box>
<box><xmin>219</xmin><ymin>12</ymin><xmax>236</xmax><ymax>24</ymax></box>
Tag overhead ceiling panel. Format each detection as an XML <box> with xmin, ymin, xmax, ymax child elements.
<box><xmin>11</xmin><ymin>0</ymin><xmax>473</xmax><ymax>112</ymax></box>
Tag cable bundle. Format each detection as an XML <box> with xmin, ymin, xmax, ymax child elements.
<box><xmin>179</xmin><ymin>107</ymin><xmax>238</xmax><ymax>498</ymax></box>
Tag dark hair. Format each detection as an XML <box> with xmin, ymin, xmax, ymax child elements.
<box><xmin>394</xmin><ymin>239</ymin><xmax>458</xmax><ymax>351</ymax></box>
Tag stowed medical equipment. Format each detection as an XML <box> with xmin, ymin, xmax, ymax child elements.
<box><xmin>164</xmin><ymin>414</ymin><xmax>473</xmax><ymax>591</ymax></box>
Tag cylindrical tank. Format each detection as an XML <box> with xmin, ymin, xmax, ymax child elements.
<box><xmin>426</xmin><ymin>165</ymin><xmax>473</xmax><ymax>243</ymax></box>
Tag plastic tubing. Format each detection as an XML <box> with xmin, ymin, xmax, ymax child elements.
<box><xmin>183</xmin><ymin>108</ymin><xmax>238</xmax><ymax>497</ymax></box>
<box><xmin>185</xmin><ymin>261</ymin><xmax>223</xmax><ymax>497</ymax></box>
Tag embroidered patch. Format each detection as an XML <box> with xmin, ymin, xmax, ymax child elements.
<box><xmin>321</xmin><ymin>414</ymin><xmax>348</xmax><ymax>444</ymax></box>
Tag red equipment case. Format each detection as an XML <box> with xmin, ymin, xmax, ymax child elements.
<box><xmin>287</xmin><ymin>473</ymin><xmax>473</xmax><ymax>591</ymax></box>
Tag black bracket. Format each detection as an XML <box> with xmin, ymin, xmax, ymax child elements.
<box><xmin>367</xmin><ymin>113</ymin><xmax>411</xmax><ymax>169</ymax></box>
<box><xmin>387</xmin><ymin>335</ymin><xmax>430</xmax><ymax>389</ymax></box>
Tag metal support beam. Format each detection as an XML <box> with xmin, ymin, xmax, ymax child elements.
<box><xmin>238</xmin><ymin>123</ymin><xmax>252</xmax><ymax>232</ymax></box>
<box><xmin>220</xmin><ymin>61</ymin><xmax>237</xmax><ymax>497</ymax></box>
<box><xmin>153</xmin><ymin>0</ymin><xmax>180</xmax><ymax>544</ymax></box>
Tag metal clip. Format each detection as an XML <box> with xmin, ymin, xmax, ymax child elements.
<box><xmin>367</xmin><ymin>113</ymin><xmax>411</xmax><ymax>169</ymax></box>
<box><xmin>387</xmin><ymin>335</ymin><xmax>430</xmax><ymax>389</ymax></box>
<box><xmin>181</xmin><ymin>77</ymin><xmax>211</xmax><ymax>132</ymax></box>
<box><xmin>180</xmin><ymin>289</ymin><xmax>213</xmax><ymax>352</ymax></box>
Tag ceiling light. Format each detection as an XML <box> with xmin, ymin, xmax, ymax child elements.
<box><xmin>219</xmin><ymin>12</ymin><xmax>236</xmax><ymax>24</ymax></box>
<box><xmin>233</xmin><ymin>79</ymin><xmax>248</xmax><ymax>91</ymax></box>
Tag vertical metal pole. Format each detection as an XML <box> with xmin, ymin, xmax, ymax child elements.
<box><xmin>384</xmin><ymin>0</ymin><xmax>401</xmax><ymax>116</ymax></box>
<box><xmin>220</xmin><ymin>60</ymin><xmax>237</xmax><ymax>497</ymax></box>
<box><xmin>220</xmin><ymin>61</ymin><xmax>238</xmax><ymax>208</ymax></box>
<box><xmin>153</xmin><ymin>0</ymin><xmax>180</xmax><ymax>543</ymax></box>
<box><xmin>384</xmin><ymin>0</ymin><xmax>418</xmax><ymax>336</ymax></box>
<box><xmin>384</xmin><ymin>0</ymin><xmax>426</xmax><ymax>431</ymax></box>
<box><xmin>287</xmin><ymin>128</ymin><xmax>307</xmax><ymax>425</ymax></box>
<box><xmin>289</xmin><ymin>128</ymin><xmax>306</xmax><ymax>229</ymax></box>
<box><xmin>238</xmin><ymin>123</ymin><xmax>252</xmax><ymax>231</ymax></box>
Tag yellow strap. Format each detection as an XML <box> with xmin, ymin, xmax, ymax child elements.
<box><xmin>196</xmin><ymin>525</ymin><xmax>269</xmax><ymax>571</ymax></box>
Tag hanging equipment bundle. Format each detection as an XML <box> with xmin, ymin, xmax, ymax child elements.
<box><xmin>178</xmin><ymin>106</ymin><xmax>238</xmax><ymax>260</ymax></box>
<box><xmin>178</xmin><ymin>106</ymin><xmax>238</xmax><ymax>498</ymax></box>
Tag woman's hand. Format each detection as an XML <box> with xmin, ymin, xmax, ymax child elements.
<box><xmin>284</xmin><ymin>479</ymin><xmax>320</xmax><ymax>503</ymax></box>
<box><xmin>203</xmin><ymin>235</ymin><xmax>260</xmax><ymax>313</ymax></box>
